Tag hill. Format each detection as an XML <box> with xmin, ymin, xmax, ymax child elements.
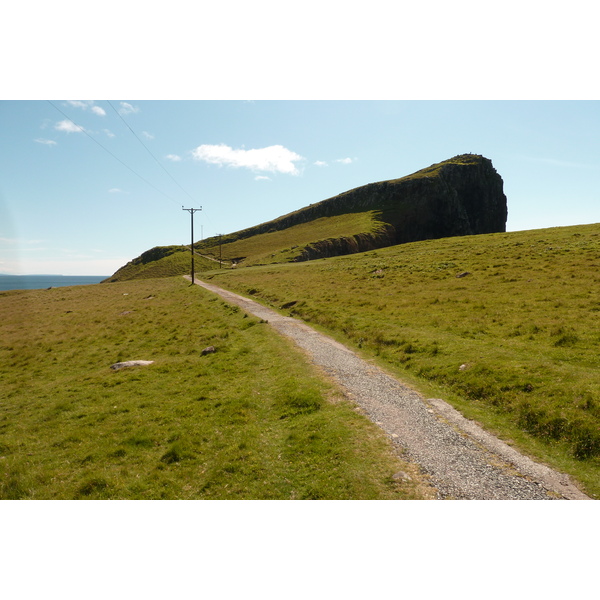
<box><xmin>105</xmin><ymin>154</ymin><xmax>507</xmax><ymax>282</ymax></box>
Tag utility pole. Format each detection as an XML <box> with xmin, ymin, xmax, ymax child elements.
<box><xmin>218</xmin><ymin>234</ymin><xmax>223</xmax><ymax>268</ymax></box>
<box><xmin>182</xmin><ymin>207</ymin><xmax>202</xmax><ymax>284</ymax></box>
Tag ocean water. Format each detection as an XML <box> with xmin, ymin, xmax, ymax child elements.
<box><xmin>0</xmin><ymin>275</ymin><xmax>108</xmax><ymax>292</ymax></box>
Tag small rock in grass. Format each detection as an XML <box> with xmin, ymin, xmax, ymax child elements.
<box><xmin>456</xmin><ymin>271</ymin><xmax>471</xmax><ymax>278</ymax></box>
<box><xmin>110</xmin><ymin>360</ymin><xmax>154</xmax><ymax>371</ymax></box>
<box><xmin>201</xmin><ymin>346</ymin><xmax>216</xmax><ymax>356</ymax></box>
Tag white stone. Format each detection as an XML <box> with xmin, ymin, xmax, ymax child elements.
<box><xmin>110</xmin><ymin>360</ymin><xmax>154</xmax><ymax>371</ymax></box>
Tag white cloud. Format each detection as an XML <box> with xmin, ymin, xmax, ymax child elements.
<box><xmin>66</xmin><ymin>100</ymin><xmax>106</xmax><ymax>116</ymax></box>
<box><xmin>191</xmin><ymin>143</ymin><xmax>304</xmax><ymax>175</ymax></box>
<box><xmin>335</xmin><ymin>157</ymin><xmax>354</xmax><ymax>164</ymax></box>
<box><xmin>35</xmin><ymin>138</ymin><xmax>57</xmax><ymax>146</ymax></box>
<box><xmin>54</xmin><ymin>120</ymin><xmax>84</xmax><ymax>133</ymax></box>
<box><xmin>165</xmin><ymin>154</ymin><xmax>182</xmax><ymax>162</ymax></box>
<box><xmin>103</xmin><ymin>129</ymin><xmax>115</xmax><ymax>138</ymax></box>
<box><xmin>314</xmin><ymin>160</ymin><xmax>328</xmax><ymax>167</ymax></box>
<box><xmin>119</xmin><ymin>102</ymin><xmax>140</xmax><ymax>116</ymax></box>
<box><xmin>255</xmin><ymin>175</ymin><xmax>271</xmax><ymax>181</ymax></box>
<box><xmin>142</xmin><ymin>131</ymin><xmax>154</xmax><ymax>140</ymax></box>
<box><xmin>109</xmin><ymin>188</ymin><xmax>127</xmax><ymax>194</ymax></box>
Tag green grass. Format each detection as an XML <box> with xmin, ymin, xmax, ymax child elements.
<box><xmin>197</xmin><ymin>211</ymin><xmax>384</xmax><ymax>266</ymax></box>
<box><xmin>104</xmin><ymin>246</ymin><xmax>217</xmax><ymax>282</ymax></box>
<box><xmin>204</xmin><ymin>222</ymin><xmax>600</xmax><ymax>498</ymax></box>
<box><xmin>107</xmin><ymin>212</ymin><xmax>383</xmax><ymax>282</ymax></box>
<box><xmin>0</xmin><ymin>277</ymin><xmax>432</xmax><ymax>499</ymax></box>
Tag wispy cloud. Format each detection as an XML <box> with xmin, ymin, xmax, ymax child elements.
<box><xmin>108</xmin><ymin>188</ymin><xmax>127</xmax><ymax>194</ymax></box>
<box><xmin>314</xmin><ymin>160</ymin><xmax>328</xmax><ymax>167</ymax></box>
<box><xmin>54</xmin><ymin>120</ymin><xmax>84</xmax><ymax>133</ymax></box>
<box><xmin>165</xmin><ymin>154</ymin><xmax>182</xmax><ymax>162</ymax></box>
<box><xmin>191</xmin><ymin>143</ymin><xmax>304</xmax><ymax>175</ymax></box>
<box><xmin>119</xmin><ymin>102</ymin><xmax>140</xmax><ymax>116</ymax></box>
<box><xmin>34</xmin><ymin>138</ymin><xmax>57</xmax><ymax>146</ymax></box>
<box><xmin>103</xmin><ymin>129</ymin><xmax>115</xmax><ymax>138</ymax></box>
<box><xmin>255</xmin><ymin>175</ymin><xmax>271</xmax><ymax>181</ymax></box>
<box><xmin>66</xmin><ymin>101</ymin><xmax>88</xmax><ymax>109</ymax></box>
<box><xmin>66</xmin><ymin>100</ymin><xmax>106</xmax><ymax>116</ymax></box>
<box><xmin>142</xmin><ymin>131</ymin><xmax>154</xmax><ymax>140</ymax></box>
<box><xmin>335</xmin><ymin>157</ymin><xmax>355</xmax><ymax>164</ymax></box>
<box><xmin>0</xmin><ymin>237</ymin><xmax>45</xmax><ymax>246</ymax></box>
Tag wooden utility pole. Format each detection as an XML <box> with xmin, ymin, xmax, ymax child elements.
<box><xmin>182</xmin><ymin>207</ymin><xmax>202</xmax><ymax>284</ymax></box>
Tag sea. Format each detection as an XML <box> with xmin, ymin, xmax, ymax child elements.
<box><xmin>0</xmin><ymin>275</ymin><xmax>109</xmax><ymax>292</ymax></box>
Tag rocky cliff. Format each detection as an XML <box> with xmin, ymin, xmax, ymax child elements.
<box><xmin>202</xmin><ymin>154</ymin><xmax>507</xmax><ymax>261</ymax></box>
<box><xmin>106</xmin><ymin>154</ymin><xmax>508</xmax><ymax>280</ymax></box>
<box><xmin>303</xmin><ymin>154</ymin><xmax>507</xmax><ymax>249</ymax></box>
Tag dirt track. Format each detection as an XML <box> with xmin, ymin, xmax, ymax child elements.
<box><xmin>185</xmin><ymin>275</ymin><xmax>590</xmax><ymax>500</ymax></box>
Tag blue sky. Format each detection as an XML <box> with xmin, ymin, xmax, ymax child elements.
<box><xmin>2</xmin><ymin>100</ymin><xmax>599</xmax><ymax>275</ymax></box>
<box><xmin>2</xmin><ymin>2</ymin><xmax>599</xmax><ymax>276</ymax></box>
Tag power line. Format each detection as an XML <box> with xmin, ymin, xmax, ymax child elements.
<box><xmin>107</xmin><ymin>100</ymin><xmax>197</xmax><ymax>204</ymax></box>
<box><xmin>47</xmin><ymin>100</ymin><xmax>181</xmax><ymax>205</ymax></box>
<box><xmin>48</xmin><ymin>101</ymin><xmax>217</xmax><ymax>245</ymax></box>
<box><xmin>105</xmin><ymin>101</ymin><xmax>216</xmax><ymax>240</ymax></box>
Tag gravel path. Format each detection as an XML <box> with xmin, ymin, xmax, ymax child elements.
<box><xmin>186</xmin><ymin>276</ymin><xmax>590</xmax><ymax>500</ymax></box>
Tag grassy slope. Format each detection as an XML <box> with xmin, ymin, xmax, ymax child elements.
<box><xmin>0</xmin><ymin>277</ymin><xmax>433</xmax><ymax>500</ymax></box>
<box><xmin>204</xmin><ymin>223</ymin><xmax>600</xmax><ymax>498</ymax></box>
<box><xmin>107</xmin><ymin>211</ymin><xmax>384</xmax><ymax>282</ymax></box>
<box><xmin>198</xmin><ymin>211</ymin><xmax>384</xmax><ymax>266</ymax></box>
<box><xmin>103</xmin><ymin>247</ymin><xmax>218</xmax><ymax>282</ymax></box>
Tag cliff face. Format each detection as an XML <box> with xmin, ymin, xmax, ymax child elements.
<box><xmin>206</xmin><ymin>154</ymin><xmax>507</xmax><ymax>261</ymax></box>
<box><xmin>305</xmin><ymin>154</ymin><xmax>507</xmax><ymax>249</ymax></box>
<box><xmin>107</xmin><ymin>154</ymin><xmax>508</xmax><ymax>281</ymax></box>
<box><xmin>296</xmin><ymin>227</ymin><xmax>397</xmax><ymax>261</ymax></box>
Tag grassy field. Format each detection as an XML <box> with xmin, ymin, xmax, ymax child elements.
<box><xmin>0</xmin><ymin>277</ymin><xmax>433</xmax><ymax>500</ymax></box>
<box><xmin>205</xmin><ymin>223</ymin><xmax>600</xmax><ymax>498</ymax></box>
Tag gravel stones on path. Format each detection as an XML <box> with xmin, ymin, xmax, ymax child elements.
<box><xmin>186</xmin><ymin>276</ymin><xmax>589</xmax><ymax>500</ymax></box>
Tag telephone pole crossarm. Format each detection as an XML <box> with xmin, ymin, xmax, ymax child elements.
<box><xmin>182</xmin><ymin>207</ymin><xmax>202</xmax><ymax>284</ymax></box>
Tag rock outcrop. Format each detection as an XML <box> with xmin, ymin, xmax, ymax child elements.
<box><xmin>105</xmin><ymin>154</ymin><xmax>508</xmax><ymax>280</ymax></box>
<box><xmin>296</xmin><ymin>154</ymin><xmax>507</xmax><ymax>254</ymax></box>
<box><xmin>205</xmin><ymin>154</ymin><xmax>507</xmax><ymax>261</ymax></box>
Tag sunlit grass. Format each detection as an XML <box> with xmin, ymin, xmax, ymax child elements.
<box><xmin>0</xmin><ymin>277</ymin><xmax>431</xmax><ymax>499</ymax></box>
<box><xmin>206</xmin><ymin>223</ymin><xmax>600</xmax><ymax>498</ymax></box>
<box><xmin>197</xmin><ymin>211</ymin><xmax>383</xmax><ymax>266</ymax></box>
<box><xmin>104</xmin><ymin>247</ymin><xmax>217</xmax><ymax>282</ymax></box>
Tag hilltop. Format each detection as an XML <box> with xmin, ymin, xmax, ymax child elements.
<box><xmin>105</xmin><ymin>154</ymin><xmax>507</xmax><ymax>282</ymax></box>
